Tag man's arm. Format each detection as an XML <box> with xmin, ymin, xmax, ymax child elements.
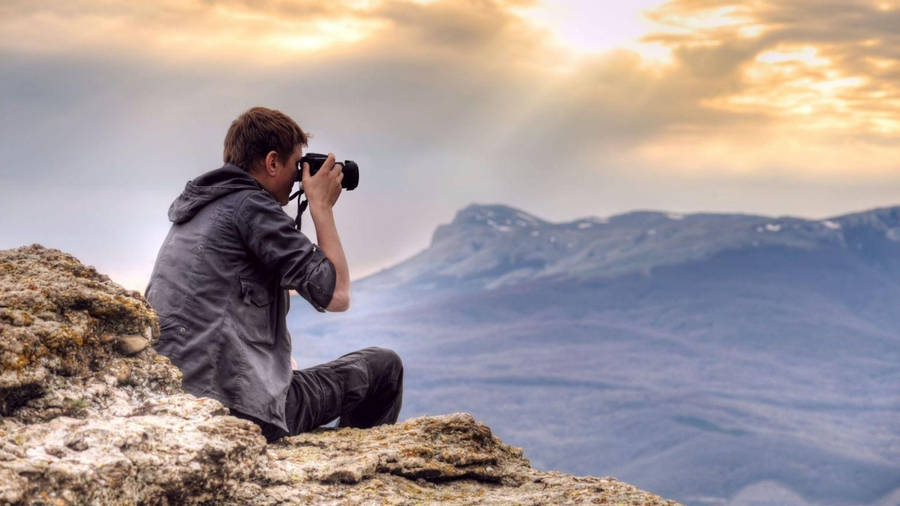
<box><xmin>302</xmin><ymin>153</ymin><xmax>350</xmax><ymax>312</ymax></box>
<box><xmin>234</xmin><ymin>193</ymin><xmax>337</xmax><ymax>312</ymax></box>
<box><xmin>310</xmin><ymin>203</ymin><xmax>350</xmax><ymax>311</ymax></box>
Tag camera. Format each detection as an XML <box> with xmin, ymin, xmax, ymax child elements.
<box><xmin>298</xmin><ymin>153</ymin><xmax>359</xmax><ymax>191</ymax></box>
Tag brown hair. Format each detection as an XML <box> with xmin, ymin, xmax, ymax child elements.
<box><xmin>223</xmin><ymin>107</ymin><xmax>309</xmax><ymax>172</ymax></box>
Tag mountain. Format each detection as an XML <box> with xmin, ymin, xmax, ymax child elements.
<box><xmin>361</xmin><ymin>203</ymin><xmax>900</xmax><ymax>292</ymax></box>
<box><xmin>289</xmin><ymin>203</ymin><xmax>900</xmax><ymax>506</ymax></box>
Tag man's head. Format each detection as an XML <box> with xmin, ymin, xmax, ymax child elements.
<box><xmin>224</xmin><ymin>107</ymin><xmax>308</xmax><ymax>205</ymax></box>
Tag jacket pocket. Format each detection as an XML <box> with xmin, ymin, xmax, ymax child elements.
<box><xmin>237</xmin><ymin>278</ymin><xmax>275</xmax><ymax>345</ymax></box>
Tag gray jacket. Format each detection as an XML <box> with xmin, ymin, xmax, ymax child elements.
<box><xmin>145</xmin><ymin>163</ymin><xmax>336</xmax><ymax>432</ymax></box>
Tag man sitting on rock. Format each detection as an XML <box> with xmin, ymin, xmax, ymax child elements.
<box><xmin>145</xmin><ymin>106</ymin><xmax>403</xmax><ymax>442</ymax></box>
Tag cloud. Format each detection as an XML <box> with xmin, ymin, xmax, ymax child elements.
<box><xmin>637</xmin><ymin>0</ymin><xmax>900</xmax><ymax>157</ymax></box>
<box><xmin>2</xmin><ymin>0</ymin><xmax>896</xmax><ymax>152</ymax></box>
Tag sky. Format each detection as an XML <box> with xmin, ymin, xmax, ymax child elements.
<box><xmin>1</xmin><ymin>0</ymin><xmax>899</xmax><ymax>291</ymax></box>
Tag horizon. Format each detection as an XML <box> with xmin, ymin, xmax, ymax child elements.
<box><xmin>454</xmin><ymin>200</ymin><xmax>900</xmax><ymax>222</ymax></box>
<box><xmin>12</xmin><ymin>199</ymin><xmax>900</xmax><ymax>292</ymax></box>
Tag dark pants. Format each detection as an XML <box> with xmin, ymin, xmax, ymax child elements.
<box><xmin>231</xmin><ymin>347</ymin><xmax>404</xmax><ymax>443</ymax></box>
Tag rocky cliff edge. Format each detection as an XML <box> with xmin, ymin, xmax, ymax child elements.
<box><xmin>0</xmin><ymin>245</ymin><xmax>680</xmax><ymax>505</ymax></box>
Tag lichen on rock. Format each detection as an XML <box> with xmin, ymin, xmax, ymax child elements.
<box><xmin>0</xmin><ymin>245</ymin><xmax>179</xmax><ymax>423</ymax></box>
<box><xmin>0</xmin><ymin>245</ymin><xmax>681</xmax><ymax>505</ymax></box>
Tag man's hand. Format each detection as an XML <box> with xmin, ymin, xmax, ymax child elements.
<box><xmin>301</xmin><ymin>153</ymin><xmax>343</xmax><ymax>210</ymax></box>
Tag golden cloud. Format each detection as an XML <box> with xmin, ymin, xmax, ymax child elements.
<box><xmin>1</xmin><ymin>0</ymin><xmax>897</xmax><ymax>179</ymax></box>
<box><xmin>606</xmin><ymin>0</ymin><xmax>900</xmax><ymax>177</ymax></box>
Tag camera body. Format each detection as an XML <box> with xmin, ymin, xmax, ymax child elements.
<box><xmin>298</xmin><ymin>153</ymin><xmax>359</xmax><ymax>190</ymax></box>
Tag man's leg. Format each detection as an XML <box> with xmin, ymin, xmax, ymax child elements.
<box><xmin>335</xmin><ymin>347</ymin><xmax>404</xmax><ymax>429</ymax></box>
<box><xmin>285</xmin><ymin>346</ymin><xmax>404</xmax><ymax>435</ymax></box>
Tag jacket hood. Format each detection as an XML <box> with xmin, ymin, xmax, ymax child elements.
<box><xmin>168</xmin><ymin>163</ymin><xmax>265</xmax><ymax>224</ymax></box>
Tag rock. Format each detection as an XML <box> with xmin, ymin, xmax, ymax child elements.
<box><xmin>0</xmin><ymin>245</ymin><xmax>682</xmax><ymax>505</ymax></box>
<box><xmin>117</xmin><ymin>335</ymin><xmax>150</xmax><ymax>356</ymax></box>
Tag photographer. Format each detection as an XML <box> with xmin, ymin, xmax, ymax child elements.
<box><xmin>145</xmin><ymin>106</ymin><xmax>403</xmax><ymax>442</ymax></box>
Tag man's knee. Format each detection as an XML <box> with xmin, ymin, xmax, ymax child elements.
<box><xmin>359</xmin><ymin>347</ymin><xmax>403</xmax><ymax>393</ymax></box>
<box><xmin>368</xmin><ymin>347</ymin><xmax>403</xmax><ymax>375</ymax></box>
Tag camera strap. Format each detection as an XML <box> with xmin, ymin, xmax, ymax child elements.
<box><xmin>288</xmin><ymin>189</ymin><xmax>308</xmax><ymax>231</ymax></box>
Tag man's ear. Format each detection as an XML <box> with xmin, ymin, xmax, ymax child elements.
<box><xmin>264</xmin><ymin>151</ymin><xmax>280</xmax><ymax>176</ymax></box>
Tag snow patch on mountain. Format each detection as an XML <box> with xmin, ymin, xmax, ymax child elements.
<box><xmin>486</xmin><ymin>219</ymin><xmax>514</xmax><ymax>232</ymax></box>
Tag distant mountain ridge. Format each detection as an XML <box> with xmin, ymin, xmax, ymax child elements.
<box><xmin>359</xmin><ymin>203</ymin><xmax>900</xmax><ymax>291</ymax></box>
